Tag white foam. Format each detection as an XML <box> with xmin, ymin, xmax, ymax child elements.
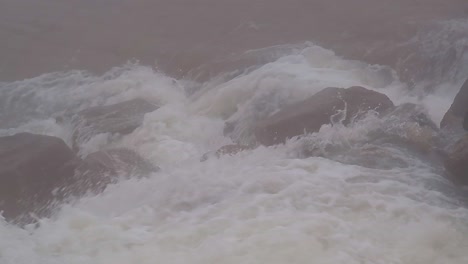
<box><xmin>1</xmin><ymin>44</ymin><xmax>468</xmax><ymax>264</ymax></box>
<box><xmin>3</xmin><ymin>152</ymin><xmax>468</xmax><ymax>264</ymax></box>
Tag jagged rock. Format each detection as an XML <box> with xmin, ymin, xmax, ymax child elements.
<box><xmin>255</xmin><ymin>86</ymin><xmax>394</xmax><ymax>146</ymax></box>
<box><xmin>75</xmin><ymin>148</ymin><xmax>159</xmax><ymax>192</ymax></box>
<box><xmin>444</xmin><ymin>134</ymin><xmax>468</xmax><ymax>186</ymax></box>
<box><xmin>71</xmin><ymin>98</ymin><xmax>159</xmax><ymax>151</ymax></box>
<box><xmin>0</xmin><ymin>133</ymin><xmax>79</xmax><ymax>222</ymax></box>
<box><xmin>200</xmin><ymin>144</ymin><xmax>251</xmax><ymax>161</ymax></box>
<box><xmin>440</xmin><ymin>79</ymin><xmax>468</xmax><ymax>132</ymax></box>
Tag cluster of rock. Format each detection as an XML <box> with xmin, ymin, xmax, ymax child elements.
<box><xmin>220</xmin><ymin>81</ymin><xmax>468</xmax><ymax>185</ymax></box>
<box><xmin>0</xmin><ymin>98</ymin><xmax>159</xmax><ymax>223</ymax></box>
<box><xmin>2</xmin><ymin>80</ymin><xmax>468</xmax><ymax>223</ymax></box>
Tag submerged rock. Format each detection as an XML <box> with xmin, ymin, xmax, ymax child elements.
<box><xmin>200</xmin><ymin>144</ymin><xmax>252</xmax><ymax>161</ymax></box>
<box><xmin>71</xmin><ymin>98</ymin><xmax>159</xmax><ymax>151</ymax></box>
<box><xmin>381</xmin><ymin>103</ymin><xmax>440</xmax><ymax>153</ymax></box>
<box><xmin>385</xmin><ymin>103</ymin><xmax>438</xmax><ymax>131</ymax></box>
<box><xmin>75</xmin><ymin>148</ymin><xmax>159</xmax><ymax>192</ymax></box>
<box><xmin>303</xmin><ymin>143</ymin><xmax>409</xmax><ymax>170</ymax></box>
<box><xmin>440</xmin><ymin>79</ymin><xmax>468</xmax><ymax>132</ymax></box>
<box><xmin>255</xmin><ymin>86</ymin><xmax>394</xmax><ymax>146</ymax></box>
<box><xmin>299</xmin><ymin>103</ymin><xmax>443</xmax><ymax>170</ymax></box>
<box><xmin>444</xmin><ymin>134</ymin><xmax>468</xmax><ymax>186</ymax></box>
<box><xmin>464</xmin><ymin>112</ymin><xmax>468</xmax><ymax>131</ymax></box>
<box><xmin>0</xmin><ymin>133</ymin><xmax>79</xmax><ymax>222</ymax></box>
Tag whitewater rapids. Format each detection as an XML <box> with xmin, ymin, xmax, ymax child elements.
<box><xmin>1</xmin><ymin>44</ymin><xmax>468</xmax><ymax>264</ymax></box>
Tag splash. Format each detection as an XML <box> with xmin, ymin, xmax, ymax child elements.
<box><xmin>1</xmin><ymin>43</ymin><xmax>468</xmax><ymax>264</ymax></box>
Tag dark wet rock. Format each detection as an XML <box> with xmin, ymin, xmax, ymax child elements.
<box><xmin>71</xmin><ymin>98</ymin><xmax>159</xmax><ymax>151</ymax></box>
<box><xmin>75</xmin><ymin>148</ymin><xmax>159</xmax><ymax>192</ymax></box>
<box><xmin>441</xmin><ymin>79</ymin><xmax>468</xmax><ymax>131</ymax></box>
<box><xmin>0</xmin><ymin>133</ymin><xmax>79</xmax><ymax>222</ymax></box>
<box><xmin>444</xmin><ymin>134</ymin><xmax>468</xmax><ymax>186</ymax></box>
<box><xmin>201</xmin><ymin>144</ymin><xmax>252</xmax><ymax>161</ymax></box>
<box><xmin>255</xmin><ymin>86</ymin><xmax>394</xmax><ymax>146</ymax></box>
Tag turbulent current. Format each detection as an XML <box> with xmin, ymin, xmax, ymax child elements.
<box><xmin>1</xmin><ymin>14</ymin><xmax>468</xmax><ymax>264</ymax></box>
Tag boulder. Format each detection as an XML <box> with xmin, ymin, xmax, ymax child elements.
<box><xmin>0</xmin><ymin>133</ymin><xmax>79</xmax><ymax>222</ymax></box>
<box><xmin>200</xmin><ymin>144</ymin><xmax>251</xmax><ymax>161</ymax></box>
<box><xmin>71</xmin><ymin>98</ymin><xmax>159</xmax><ymax>151</ymax></box>
<box><xmin>440</xmin><ymin>79</ymin><xmax>468</xmax><ymax>131</ymax></box>
<box><xmin>444</xmin><ymin>134</ymin><xmax>468</xmax><ymax>186</ymax></box>
<box><xmin>75</xmin><ymin>148</ymin><xmax>159</xmax><ymax>192</ymax></box>
<box><xmin>255</xmin><ymin>86</ymin><xmax>394</xmax><ymax>146</ymax></box>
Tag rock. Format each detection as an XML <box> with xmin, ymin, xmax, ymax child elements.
<box><xmin>215</xmin><ymin>144</ymin><xmax>251</xmax><ymax>156</ymax></box>
<box><xmin>301</xmin><ymin>103</ymin><xmax>442</xmax><ymax>169</ymax></box>
<box><xmin>71</xmin><ymin>98</ymin><xmax>159</xmax><ymax>151</ymax></box>
<box><xmin>200</xmin><ymin>144</ymin><xmax>251</xmax><ymax>161</ymax></box>
<box><xmin>0</xmin><ymin>133</ymin><xmax>79</xmax><ymax>222</ymax></box>
<box><xmin>380</xmin><ymin>103</ymin><xmax>439</xmax><ymax>153</ymax></box>
<box><xmin>464</xmin><ymin>112</ymin><xmax>468</xmax><ymax>131</ymax></box>
<box><xmin>444</xmin><ymin>134</ymin><xmax>468</xmax><ymax>186</ymax></box>
<box><xmin>75</xmin><ymin>148</ymin><xmax>158</xmax><ymax>192</ymax></box>
<box><xmin>303</xmin><ymin>143</ymin><xmax>409</xmax><ymax>170</ymax></box>
<box><xmin>440</xmin><ymin>79</ymin><xmax>468</xmax><ymax>131</ymax></box>
<box><xmin>223</xmin><ymin>121</ymin><xmax>237</xmax><ymax>137</ymax></box>
<box><xmin>255</xmin><ymin>86</ymin><xmax>394</xmax><ymax>146</ymax></box>
<box><xmin>385</xmin><ymin>103</ymin><xmax>438</xmax><ymax>131</ymax></box>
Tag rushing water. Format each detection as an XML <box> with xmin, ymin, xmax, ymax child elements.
<box><xmin>1</xmin><ymin>1</ymin><xmax>468</xmax><ymax>263</ymax></box>
<box><xmin>1</xmin><ymin>43</ymin><xmax>468</xmax><ymax>264</ymax></box>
